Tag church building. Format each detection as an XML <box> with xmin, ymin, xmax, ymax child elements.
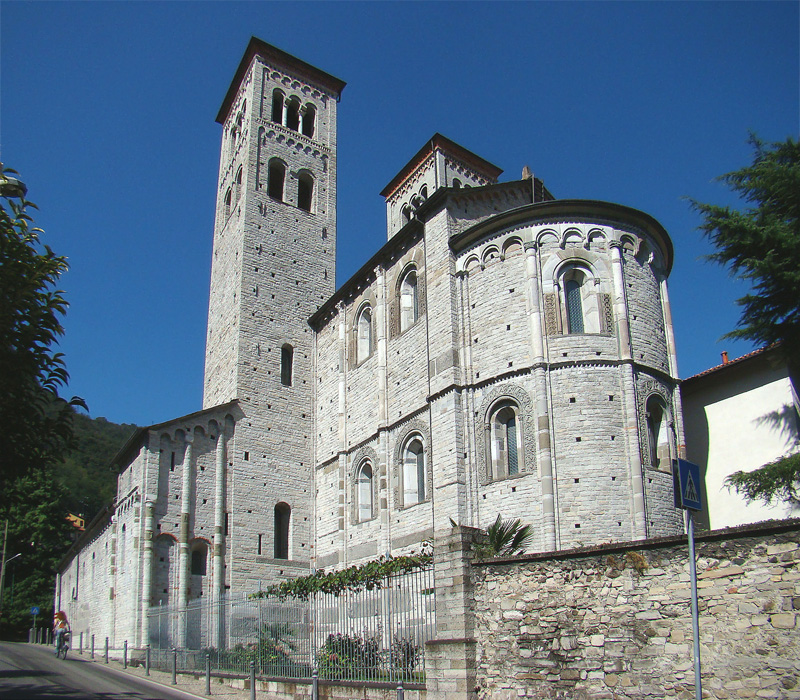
<box><xmin>56</xmin><ymin>37</ymin><xmax>684</xmax><ymax>650</ymax></box>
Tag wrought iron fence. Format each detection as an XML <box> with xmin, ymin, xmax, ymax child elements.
<box><xmin>146</xmin><ymin>565</ymin><xmax>434</xmax><ymax>685</ymax></box>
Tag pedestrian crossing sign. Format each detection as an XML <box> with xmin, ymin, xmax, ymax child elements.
<box><xmin>674</xmin><ymin>459</ymin><xmax>703</xmax><ymax>511</ymax></box>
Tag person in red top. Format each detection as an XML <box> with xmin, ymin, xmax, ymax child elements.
<box><xmin>53</xmin><ymin>611</ymin><xmax>70</xmax><ymax>655</ymax></box>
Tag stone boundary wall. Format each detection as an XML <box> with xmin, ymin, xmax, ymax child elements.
<box><xmin>472</xmin><ymin>519</ymin><xmax>800</xmax><ymax>699</ymax></box>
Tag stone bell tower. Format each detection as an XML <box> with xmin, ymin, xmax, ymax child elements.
<box><xmin>203</xmin><ymin>37</ymin><xmax>345</xmax><ymax>585</ymax></box>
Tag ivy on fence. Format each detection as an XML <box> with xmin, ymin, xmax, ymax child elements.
<box><xmin>249</xmin><ymin>545</ymin><xmax>432</xmax><ymax>600</ymax></box>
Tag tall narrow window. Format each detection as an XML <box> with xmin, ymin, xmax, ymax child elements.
<box><xmin>286</xmin><ymin>99</ymin><xmax>300</xmax><ymax>131</ymax></box>
<box><xmin>271</xmin><ymin>89</ymin><xmax>284</xmax><ymax>124</ymax></box>
<box><xmin>356</xmin><ymin>461</ymin><xmax>373</xmax><ymax>522</ymax></box>
<box><xmin>297</xmin><ymin>172</ymin><xmax>314</xmax><ymax>212</ymax></box>
<box><xmin>646</xmin><ymin>396</ymin><xmax>671</xmax><ymax>471</ymax></box>
<box><xmin>191</xmin><ymin>544</ymin><xmax>207</xmax><ymax>576</ymax></box>
<box><xmin>224</xmin><ymin>188</ymin><xmax>232</xmax><ymax>218</ymax></box>
<box><xmin>403</xmin><ymin>437</ymin><xmax>425</xmax><ymax>506</ymax></box>
<box><xmin>301</xmin><ymin>104</ymin><xmax>316</xmax><ymax>138</ymax></box>
<box><xmin>274</xmin><ymin>503</ymin><xmax>290</xmax><ymax>559</ymax></box>
<box><xmin>357</xmin><ymin>306</ymin><xmax>373</xmax><ymax>363</ymax></box>
<box><xmin>490</xmin><ymin>401</ymin><xmax>522</xmax><ymax>480</ymax></box>
<box><xmin>234</xmin><ymin>166</ymin><xmax>243</xmax><ymax>201</ymax></box>
<box><xmin>401</xmin><ymin>204</ymin><xmax>412</xmax><ymax>223</ymax></box>
<box><xmin>399</xmin><ymin>268</ymin><xmax>419</xmax><ymax>332</ymax></box>
<box><xmin>281</xmin><ymin>344</ymin><xmax>293</xmax><ymax>386</ymax></box>
<box><xmin>565</xmin><ymin>279</ymin><xmax>584</xmax><ymax>334</ymax></box>
<box><xmin>268</xmin><ymin>159</ymin><xmax>286</xmax><ymax>201</ymax></box>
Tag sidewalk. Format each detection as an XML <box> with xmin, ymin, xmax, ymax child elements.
<box><xmin>77</xmin><ymin>649</ymin><xmax>258</xmax><ymax>699</ymax></box>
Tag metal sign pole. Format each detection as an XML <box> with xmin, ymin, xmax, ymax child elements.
<box><xmin>686</xmin><ymin>509</ymin><xmax>702</xmax><ymax>700</ymax></box>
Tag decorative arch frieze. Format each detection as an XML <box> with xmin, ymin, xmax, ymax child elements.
<box><xmin>476</xmin><ymin>383</ymin><xmax>536</xmax><ymax>485</ymax></box>
<box><xmin>392</xmin><ymin>418</ymin><xmax>432</xmax><ymax>508</ymax></box>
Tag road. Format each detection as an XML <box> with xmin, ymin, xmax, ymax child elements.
<box><xmin>0</xmin><ymin>642</ymin><xmax>209</xmax><ymax>700</ymax></box>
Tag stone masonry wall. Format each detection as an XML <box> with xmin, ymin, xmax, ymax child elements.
<box><xmin>472</xmin><ymin>520</ymin><xmax>800</xmax><ymax>699</ymax></box>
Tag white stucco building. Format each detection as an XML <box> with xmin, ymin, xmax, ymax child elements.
<box><xmin>682</xmin><ymin>345</ymin><xmax>800</xmax><ymax>529</ymax></box>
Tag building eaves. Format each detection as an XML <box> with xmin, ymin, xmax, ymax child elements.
<box><xmin>109</xmin><ymin>400</ymin><xmax>240</xmax><ymax>471</ymax></box>
<box><xmin>216</xmin><ymin>37</ymin><xmax>346</xmax><ymax>125</ymax></box>
<box><xmin>308</xmin><ymin>220</ymin><xmax>425</xmax><ymax>328</ymax></box>
<box><xmin>681</xmin><ymin>344</ymin><xmax>778</xmax><ymax>386</ymax></box>
<box><xmin>379</xmin><ymin>133</ymin><xmax>503</xmax><ymax>199</ymax></box>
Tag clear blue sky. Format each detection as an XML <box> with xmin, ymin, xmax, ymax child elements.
<box><xmin>2</xmin><ymin>2</ymin><xmax>798</xmax><ymax>427</ymax></box>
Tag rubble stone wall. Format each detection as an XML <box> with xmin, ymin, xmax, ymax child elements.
<box><xmin>473</xmin><ymin>520</ymin><xmax>800</xmax><ymax>699</ymax></box>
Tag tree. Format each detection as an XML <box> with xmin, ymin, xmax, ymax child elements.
<box><xmin>474</xmin><ymin>514</ymin><xmax>534</xmax><ymax>557</ymax></box>
<box><xmin>0</xmin><ymin>164</ymin><xmax>84</xmax><ymax>491</ymax></box>
<box><xmin>689</xmin><ymin>136</ymin><xmax>800</xmax><ymax>507</ymax></box>
<box><xmin>689</xmin><ymin>134</ymin><xmax>800</xmax><ymax>350</ymax></box>
<box><xmin>0</xmin><ymin>165</ymin><xmax>84</xmax><ymax>638</ymax></box>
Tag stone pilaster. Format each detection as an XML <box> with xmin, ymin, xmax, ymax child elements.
<box><xmin>177</xmin><ymin>435</ymin><xmax>193</xmax><ymax>646</ymax></box>
<box><xmin>525</xmin><ymin>242</ymin><xmax>556</xmax><ymax>551</ymax></box>
<box><xmin>425</xmin><ymin>525</ymin><xmax>483</xmax><ymax>700</ymax></box>
<box><xmin>140</xmin><ymin>499</ymin><xmax>155</xmax><ymax>647</ymax></box>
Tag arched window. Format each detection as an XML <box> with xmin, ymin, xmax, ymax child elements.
<box><xmin>419</xmin><ymin>185</ymin><xmax>428</xmax><ymax>200</ymax></box>
<box><xmin>489</xmin><ymin>401</ymin><xmax>523</xmax><ymax>480</ymax></box>
<box><xmin>301</xmin><ymin>104</ymin><xmax>316</xmax><ymax>138</ymax></box>
<box><xmin>274</xmin><ymin>503</ymin><xmax>290</xmax><ymax>559</ymax></box>
<box><xmin>271</xmin><ymin>89</ymin><xmax>284</xmax><ymax>124</ymax></box>
<box><xmin>357</xmin><ymin>306</ymin><xmax>373</xmax><ymax>364</ymax></box>
<box><xmin>286</xmin><ymin>99</ymin><xmax>300</xmax><ymax>131</ymax></box>
<box><xmin>297</xmin><ymin>172</ymin><xmax>314</xmax><ymax>212</ymax></box>
<box><xmin>561</xmin><ymin>266</ymin><xmax>600</xmax><ymax>334</ymax></box>
<box><xmin>356</xmin><ymin>461</ymin><xmax>374</xmax><ymax>522</ymax></box>
<box><xmin>234</xmin><ymin>166</ymin><xmax>243</xmax><ymax>201</ymax></box>
<box><xmin>191</xmin><ymin>543</ymin><xmax>207</xmax><ymax>576</ymax></box>
<box><xmin>646</xmin><ymin>396</ymin><xmax>672</xmax><ymax>471</ymax></box>
<box><xmin>401</xmin><ymin>204</ymin><xmax>412</xmax><ymax>224</ymax></box>
<box><xmin>565</xmin><ymin>279</ymin><xmax>584</xmax><ymax>333</ymax></box>
<box><xmin>452</xmin><ymin>178</ymin><xmax>462</xmax><ymax>188</ymax></box>
<box><xmin>399</xmin><ymin>268</ymin><xmax>419</xmax><ymax>332</ymax></box>
<box><xmin>224</xmin><ymin>188</ymin><xmax>232</xmax><ymax>218</ymax></box>
<box><xmin>402</xmin><ymin>437</ymin><xmax>426</xmax><ymax>506</ymax></box>
<box><xmin>281</xmin><ymin>344</ymin><xmax>293</xmax><ymax>386</ymax></box>
<box><xmin>268</xmin><ymin>159</ymin><xmax>286</xmax><ymax>201</ymax></box>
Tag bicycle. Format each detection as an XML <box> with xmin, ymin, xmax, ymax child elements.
<box><xmin>55</xmin><ymin>630</ymin><xmax>70</xmax><ymax>659</ymax></box>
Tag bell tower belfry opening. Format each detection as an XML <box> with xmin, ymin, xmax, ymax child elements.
<box><xmin>204</xmin><ymin>37</ymin><xmax>345</xmax><ymax>408</ymax></box>
<box><xmin>202</xmin><ymin>38</ymin><xmax>345</xmax><ymax>584</ymax></box>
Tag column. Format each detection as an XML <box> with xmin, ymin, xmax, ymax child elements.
<box><xmin>140</xmin><ymin>499</ymin><xmax>155</xmax><ymax>647</ymax></box>
<box><xmin>177</xmin><ymin>434</ymin><xmax>194</xmax><ymax>647</ymax></box>
<box><xmin>610</xmin><ymin>242</ymin><xmax>647</xmax><ymax>539</ymax></box>
<box><xmin>524</xmin><ymin>243</ymin><xmax>556</xmax><ymax>550</ymax></box>
<box><xmin>213</xmin><ymin>429</ymin><xmax>226</xmax><ymax>647</ymax></box>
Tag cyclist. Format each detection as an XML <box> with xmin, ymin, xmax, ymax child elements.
<box><xmin>53</xmin><ymin>611</ymin><xmax>70</xmax><ymax>656</ymax></box>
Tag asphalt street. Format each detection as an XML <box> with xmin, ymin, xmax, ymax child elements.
<box><xmin>0</xmin><ymin>642</ymin><xmax>248</xmax><ymax>700</ymax></box>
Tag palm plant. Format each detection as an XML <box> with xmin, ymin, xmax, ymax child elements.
<box><xmin>474</xmin><ymin>514</ymin><xmax>534</xmax><ymax>557</ymax></box>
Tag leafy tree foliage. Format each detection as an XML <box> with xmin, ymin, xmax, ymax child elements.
<box><xmin>725</xmin><ymin>453</ymin><xmax>800</xmax><ymax>507</ymax></box>
<box><xmin>690</xmin><ymin>136</ymin><xmax>800</xmax><ymax>506</ymax></box>
<box><xmin>0</xmin><ymin>165</ymin><xmax>85</xmax><ymax>639</ymax></box>
<box><xmin>0</xmin><ymin>468</ymin><xmax>75</xmax><ymax>640</ymax></box>
<box><xmin>56</xmin><ymin>413</ymin><xmax>137</xmax><ymax>519</ymax></box>
<box><xmin>0</xmin><ymin>164</ymin><xmax>84</xmax><ymax>491</ymax></box>
<box><xmin>474</xmin><ymin>515</ymin><xmax>534</xmax><ymax>557</ymax></box>
<box><xmin>689</xmin><ymin>135</ymin><xmax>800</xmax><ymax>349</ymax></box>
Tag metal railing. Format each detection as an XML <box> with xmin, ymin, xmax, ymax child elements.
<box><xmin>147</xmin><ymin>566</ymin><xmax>434</xmax><ymax>685</ymax></box>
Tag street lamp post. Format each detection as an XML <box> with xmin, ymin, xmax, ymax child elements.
<box><xmin>0</xmin><ymin>553</ymin><xmax>23</xmax><ymax>622</ymax></box>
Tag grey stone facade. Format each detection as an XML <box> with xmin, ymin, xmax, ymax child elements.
<box><xmin>56</xmin><ymin>38</ymin><xmax>683</xmax><ymax>653</ymax></box>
